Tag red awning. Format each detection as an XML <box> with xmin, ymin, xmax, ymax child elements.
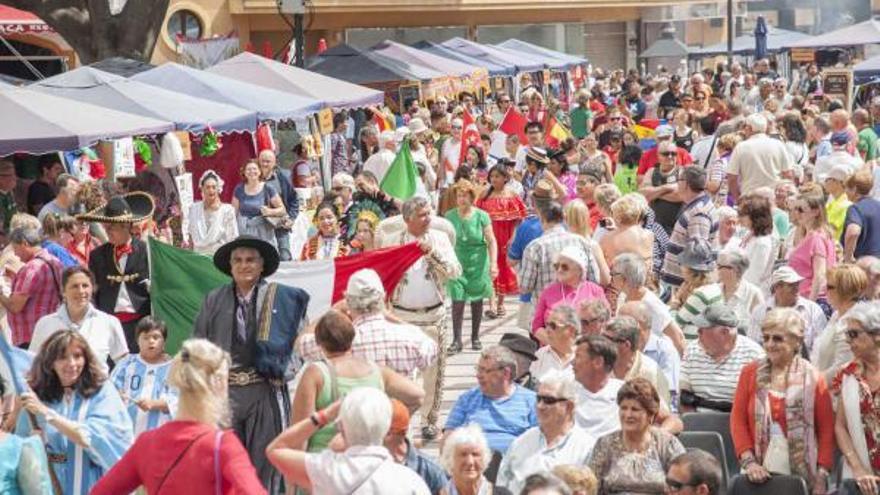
<box><xmin>0</xmin><ymin>5</ymin><xmax>54</xmax><ymax>35</ymax></box>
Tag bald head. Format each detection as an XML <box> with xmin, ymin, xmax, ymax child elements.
<box><xmin>831</xmin><ymin>109</ymin><xmax>850</xmax><ymax>131</ymax></box>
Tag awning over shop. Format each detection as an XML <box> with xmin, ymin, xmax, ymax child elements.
<box><xmin>412</xmin><ymin>40</ymin><xmax>514</xmax><ymax>77</ymax></box>
<box><xmin>209</xmin><ymin>52</ymin><xmax>383</xmax><ymax>111</ymax></box>
<box><xmin>441</xmin><ymin>37</ymin><xmax>543</xmax><ymax>73</ymax></box>
<box><xmin>0</xmin><ymin>86</ymin><xmax>173</xmax><ymax>155</ymax></box>
<box><xmin>495</xmin><ymin>39</ymin><xmax>588</xmax><ymax>70</ymax></box>
<box><xmin>132</xmin><ymin>62</ymin><xmax>323</xmax><ymax>122</ymax></box>
<box><xmin>0</xmin><ymin>5</ymin><xmax>52</xmax><ymax>35</ymax></box>
<box><xmin>366</xmin><ymin>40</ymin><xmax>490</xmax><ymax>94</ymax></box>
<box><xmin>854</xmin><ymin>55</ymin><xmax>880</xmax><ymax>85</ymax></box>
<box><xmin>32</xmin><ymin>67</ymin><xmax>258</xmax><ymax>133</ymax></box>
<box><xmin>787</xmin><ymin>17</ymin><xmax>880</xmax><ymax>49</ymax></box>
<box><xmin>691</xmin><ymin>28</ymin><xmax>810</xmax><ymax>56</ymax></box>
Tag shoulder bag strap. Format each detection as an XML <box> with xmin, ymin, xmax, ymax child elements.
<box><xmin>702</xmin><ymin>134</ymin><xmax>718</xmax><ymax>169</ymax></box>
<box><xmin>155</xmin><ymin>430</ymin><xmax>212</xmax><ymax>493</ymax></box>
<box><xmin>214</xmin><ymin>430</ymin><xmax>223</xmax><ymax>495</ymax></box>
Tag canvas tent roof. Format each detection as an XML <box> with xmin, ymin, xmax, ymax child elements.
<box><xmin>440</xmin><ymin>37</ymin><xmax>543</xmax><ymax>73</ymax></box>
<box><xmin>88</xmin><ymin>57</ymin><xmax>155</xmax><ymax>77</ymax></box>
<box><xmin>32</xmin><ymin>67</ymin><xmax>257</xmax><ymax>133</ymax></box>
<box><xmin>691</xmin><ymin>27</ymin><xmax>809</xmax><ymax>55</ymax></box>
<box><xmin>208</xmin><ymin>52</ymin><xmax>383</xmax><ymax>110</ymax></box>
<box><xmin>787</xmin><ymin>17</ymin><xmax>880</xmax><ymax>49</ymax></box>
<box><xmin>495</xmin><ymin>39</ymin><xmax>587</xmax><ymax>69</ymax></box>
<box><xmin>412</xmin><ymin>40</ymin><xmax>514</xmax><ymax>77</ymax></box>
<box><xmin>367</xmin><ymin>40</ymin><xmax>481</xmax><ymax>78</ymax></box>
<box><xmin>0</xmin><ymin>87</ymin><xmax>173</xmax><ymax>155</ymax></box>
<box><xmin>640</xmin><ymin>36</ymin><xmax>691</xmax><ymax>59</ymax></box>
<box><xmin>307</xmin><ymin>48</ymin><xmax>447</xmax><ymax>86</ymax></box>
<box><xmin>854</xmin><ymin>54</ymin><xmax>880</xmax><ymax>85</ymax></box>
<box><xmin>132</xmin><ymin>62</ymin><xmax>323</xmax><ymax>122</ymax></box>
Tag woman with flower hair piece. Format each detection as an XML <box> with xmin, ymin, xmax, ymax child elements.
<box><xmin>189</xmin><ymin>170</ymin><xmax>239</xmax><ymax>256</ymax></box>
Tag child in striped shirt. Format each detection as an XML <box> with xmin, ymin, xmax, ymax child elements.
<box><xmin>111</xmin><ymin>317</ymin><xmax>177</xmax><ymax>436</ymax></box>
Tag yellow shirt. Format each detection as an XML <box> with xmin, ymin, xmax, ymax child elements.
<box><xmin>826</xmin><ymin>193</ymin><xmax>852</xmax><ymax>241</ymax></box>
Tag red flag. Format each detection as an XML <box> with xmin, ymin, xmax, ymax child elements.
<box><xmin>499</xmin><ymin>107</ymin><xmax>529</xmax><ymax>145</ymax></box>
<box><xmin>371</xmin><ymin>107</ymin><xmax>393</xmax><ymax>132</ymax></box>
<box><xmin>459</xmin><ymin>109</ymin><xmax>483</xmax><ymax>165</ymax></box>
<box><xmin>545</xmin><ymin>117</ymin><xmax>572</xmax><ymax>149</ymax></box>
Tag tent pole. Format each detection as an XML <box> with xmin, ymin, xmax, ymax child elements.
<box><xmin>727</xmin><ymin>0</ymin><xmax>734</xmax><ymax>67</ymax></box>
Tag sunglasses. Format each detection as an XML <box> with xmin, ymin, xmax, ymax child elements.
<box><xmin>536</xmin><ymin>395</ymin><xmax>569</xmax><ymax>405</ymax></box>
<box><xmin>609</xmin><ymin>116</ymin><xmax>622</xmax><ymax>121</ymax></box>
<box><xmin>451</xmin><ymin>126</ymin><xmax>463</xmax><ymax>130</ymax></box>
<box><xmin>546</xmin><ymin>321</ymin><xmax>569</xmax><ymax>331</ymax></box>
<box><xmin>666</xmin><ymin>478</ymin><xmax>696</xmax><ymax>491</ymax></box>
<box><xmin>661</xmin><ymin>152</ymin><xmax>678</xmax><ymax>157</ymax></box>
<box><xmin>762</xmin><ymin>334</ymin><xmax>787</xmax><ymax>344</ymax></box>
<box><xmin>553</xmin><ymin>263</ymin><xmax>572</xmax><ymax>271</ymax></box>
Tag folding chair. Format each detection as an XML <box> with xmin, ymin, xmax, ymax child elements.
<box><xmin>729</xmin><ymin>474</ymin><xmax>809</xmax><ymax>495</ymax></box>
<box><xmin>682</xmin><ymin>411</ymin><xmax>738</xmax><ymax>478</ymax></box>
<box><xmin>679</xmin><ymin>431</ymin><xmax>729</xmax><ymax>493</ymax></box>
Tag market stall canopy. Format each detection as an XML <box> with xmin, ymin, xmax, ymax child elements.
<box><xmin>307</xmin><ymin>43</ymin><xmax>362</xmax><ymax>68</ymax></box>
<box><xmin>208</xmin><ymin>52</ymin><xmax>383</xmax><ymax>111</ymax></box>
<box><xmin>366</xmin><ymin>40</ymin><xmax>490</xmax><ymax>94</ymax></box>
<box><xmin>691</xmin><ymin>27</ymin><xmax>810</xmax><ymax>56</ymax></box>
<box><xmin>491</xmin><ymin>43</ymin><xmax>567</xmax><ymax>71</ymax></box>
<box><xmin>412</xmin><ymin>40</ymin><xmax>514</xmax><ymax>77</ymax></box>
<box><xmin>308</xmin><ymin>48</ymin><xmax>447</xmax><ymax>85</ymax></box>
<box><xmin>88</xmin><ymin>57</ymin><xmax>155</xmax><ymax>77</ymax></box>
<box><xmin>132</xmin><ymin>62</ymin><xmax>323</xmax><ymax>122</ymax></box>
<box><xmin>0</xmin><ymin>5</ymin><xmax>52</xmax><ymax>35</ymax></box>
<box><xmin>0</xmin><ymin>87</ymin><xmax>173</xmax><ymax>155</ymax></box>
<box><xmin>441</xmin><ymin>37</ymin><xmax>543</xmax><ymax>73</ymax></box>
<box><xmin>854</xmin><ymin>55</ymin><xmax>880</xmax><ymax>85</ymax></box>
<box><xmin>787</xmin><ymin>16</ymin><xmax>880</xmax><ymax>49</ymax></box>
<box><xmin>495</xmin><ymin>39</ymin><xmax>588</xmax><ymax>70</ymax></box>
<box><xmin>32</xmin><ymin>67</ymin><xmax>258</xmax><ymax>133</ymax></box>
<box><xmin>640</xmin><ymin>32</ymin><xmax>691</xmax><ymax>59</ymax></box>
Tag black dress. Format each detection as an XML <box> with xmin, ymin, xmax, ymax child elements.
<box><xmin>650</xmin><ymin>165</ymin><xmax>683</xmax><ymax>235</ymax></box>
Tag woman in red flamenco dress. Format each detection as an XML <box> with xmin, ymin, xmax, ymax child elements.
<box><xmin>475</xmin><ymin>163</ymin><xmax>527</xmax><ymax>318</ymax></box>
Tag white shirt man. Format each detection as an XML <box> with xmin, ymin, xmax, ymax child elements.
<box><xmin>363</xmin><ymin>131</ymin><xmax>397</xmax><ymax>183</ymax></box>
<box><xmin>727</xmin><ymin>113</ymin><xmax>793</xmax><ymax>199</ymax></box>
<box><xmin>573</xmin><ymin>335</ymin><xmax>624</xmax><ymax>439</ymax></box>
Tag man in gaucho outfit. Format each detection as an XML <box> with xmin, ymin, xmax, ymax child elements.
<box><xmin>193</xmin><ymin>235</ymin><xmax>309</xmax><ymax>493</ymax></box>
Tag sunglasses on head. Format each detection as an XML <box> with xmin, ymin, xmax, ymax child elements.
<box><xmin>536</xmin><ymin>394</ymin><xmax>569</xmax><ymax>405</ymax></box>
<box><xmin>762</xmin><ymin>334</ymin><xmax>786</xmax><ymax>344</ymax></box>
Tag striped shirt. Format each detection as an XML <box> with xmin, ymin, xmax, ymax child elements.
<box><xmin>111</xmin><ymin>355</ymin><xmax>177</xmax><ymax>435</ymax></box>
<box><xmin>9</xmin><ymin>251</ymin><xmax>62</xmax><ymax>346</ymax></box>
<box><xmin>675</xmin><ymin>282</ymin><xmax>764</xmax><ymax>339</ymax></box>
<box><xmin>680</xmin><ymin>336</ymin><xmax>764</xmax><ymax>408</ymax></box>
<box><xmin>661</xmin><ymin>193</ymin><xmax>718</xmax><ymax>288</ymax></box>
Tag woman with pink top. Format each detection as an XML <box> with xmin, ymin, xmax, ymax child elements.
<box><xmin>787</xmin><ymin>191</ymin><xmax>837</xmax><ymax>317</ymax></box>
<box><xmin>532</xmin><ymin>244</ymin><xmax>608</xmax><ymax>345</ymax></box>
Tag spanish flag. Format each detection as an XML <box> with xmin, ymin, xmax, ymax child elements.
<box><xmin>545</xmin><ymin>117</ymin><xmax>572</xmax><ymax>149</ymax></box>
<box><xmin>371</xmin><ymin>107</ymin><xmax>394</xmax><ymax>132</ymax></box>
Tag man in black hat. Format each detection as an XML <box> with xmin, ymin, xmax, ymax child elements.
<box><xmin>80</xmin><ymin>192</ymin><xmax>154</xmax><ymax>353</ymax></box>
<box><xmin>193</xmin><ymin>235</ymin><xmax>309</xmax><ymax>493</ymax></box>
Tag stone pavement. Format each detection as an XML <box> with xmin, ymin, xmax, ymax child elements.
<box><xmin>413</xmin><ymin>296</ymin><xmax>527</xmax><ymax>459</ymax></box>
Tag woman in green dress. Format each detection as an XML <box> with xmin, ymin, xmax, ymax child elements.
<box><xmin>445</xmin><ymin>179</ymin><xmax>498</xmax><ymax>354</ymax></box>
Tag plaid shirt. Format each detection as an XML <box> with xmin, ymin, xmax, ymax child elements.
<box><xmin>10</xmin><ymin>250</ymin><xmax>62</xmax><ymax>345</ymax></box>
<box><xmin>519</xmin><ymin>225</ymin><xmax>598</xmax><ymax>298</ymax></box>
<box><xmin>297</xmin><ymin>314</ymin><xmax>438</xmax><ymax>376</ymax></box>
<box><xmin>661</xmin><ymin>192</ymin><xmax>718</xmax><ymax>288</ymax></box>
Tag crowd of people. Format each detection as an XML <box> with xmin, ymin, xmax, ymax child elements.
<box><xmin>3</xmin><ymin>56</ymin><xmax>880</xmax><ymax>495</ymax></box>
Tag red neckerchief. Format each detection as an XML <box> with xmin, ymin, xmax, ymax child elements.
<box><xmin>114</xmin><ymin>242</ymin><xmax>133</xmax><ymax>262</ymax></box>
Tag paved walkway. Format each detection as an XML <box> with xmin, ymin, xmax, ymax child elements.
<box><xmin>413</xmin><ymin>296</ymin><xmax>526</xmax><ymax>458</ymax></box>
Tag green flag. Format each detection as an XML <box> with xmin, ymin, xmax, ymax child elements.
<box><xmin>148</xmin><ymin>238</ymin><xmax>229</xmax><ymax>354</ymax></box>
<box><xmin>380</xmin><ymin>137</ymin><xmax>418</xmax><ymax>200</ymax></box>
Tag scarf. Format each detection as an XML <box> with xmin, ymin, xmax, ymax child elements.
<box><xmin>754</xmin><ymin>356</ymin><xmax>818</xmax><ymax>484</ymax></box>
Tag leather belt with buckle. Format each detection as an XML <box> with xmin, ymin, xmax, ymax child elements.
<box><xmin>228</xmin><ymin>369</ymin><xmax>264</xmax><ymax>387</ymax></box>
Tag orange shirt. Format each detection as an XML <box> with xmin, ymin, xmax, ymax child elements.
<box><xmin>730</xmin><ymin>360</ymin><xmax>836</xmax><ymax>469</ymax></box>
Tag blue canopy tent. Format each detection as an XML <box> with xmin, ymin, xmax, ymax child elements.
<box><xmin>132</xmin><ymin>63</ymin><xmax>324</xmax><ymax>123</ymax></box>
<box><xmin>854</xmin><ymin>55</ymin><xmax>880</xmax><ymax>85</ymax></box>
<box><xmin>32</xmin><ymin>67</ymin><xmax>258</xmax><ymax>133</ymax></box>
<box><xmin>495</xmin><ymin>39</ymin><xmax>588</xmax><ymax>70</ymax></box>
<box><xmin>690</xmin><ymin>27</ymin><xmax>809</xmax><ymax>56</ymax></box>
<box><xmin>491</xmin><ymin>43</ymin><xmax>567</xmax><ymax>71</ymax></box>
<box><xmin>412</xmin><ymin>40</ymin><xmax>514</xmax><ymax>77</ymax></box>
<box><xmin>441</xmin><ymin>37</ymin><xmax>544</xmax><ymax>73</ymax></box>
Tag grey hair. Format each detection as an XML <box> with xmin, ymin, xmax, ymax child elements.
<box><xmin>717</xmin><ymin>205</ymin><xmax>738</xmax><ymax>221</ymax></box>
<box><xmin>440</xmin><ymin>424</ymin><xmax>491</xmax><ymax>473</ymax></box>
<box><xmin>344</xmin><ymin>290</ymin><xmax>383</xmax><ymax>316</ymax></box>
<box><xmin>538</xmin><ymin>369</ymin><xmax>578</xmax><ymax>403</ymax></box>
<box><xmin>746</xmin><ymin>113</ymin><xmax>768</xmax><ymax>134</ymax></box>
<box><xmin>338</xmin><ymin>387</ymin><xmax>392</xmax><ymax>447</ymax></box>
<box><xmin>9</xmin><ymin>227</ymin><xmax>42</xmax><ymax>246</ymax></box>
<box><xmin>481</xmin><ymin>345</ymin><xmax>518</xmax><ymax>381</ymax></box>
<box><xmin>606</xmin><ymin>316</ymin><xmax>640</xmax><ymax>349</ymax></box>
<box><xmin>613</xmin><ymin>252</ymin><xmax>647</xmax><ymax>288</ymax></box>
<box><xmin>618</xmin><ymin>300</ymin><xmax>650</xmax><ymax>329</ymax></box>
<box><xmin>579</xmin><ymin>299</ymin><xmax>611</xmax><ymax>323</ymax></box>
<box><xmin>844</xmin><ymin>302</ymin><xmax>880</xmax><ymax>335</ymax></box>
<box><xmin>718</xmin><ymin>247</ymin><xmax>750</xmax><ymax>277</ymax></box>
<box><xmin>401</xmin><ymin>196</ymin><xmax>430</xmax><ymax>220</ymax></box>
<box><xmin>549</xmin><ymin>305</ymin><xmax>581</xmax><ymax>334</ymax></box>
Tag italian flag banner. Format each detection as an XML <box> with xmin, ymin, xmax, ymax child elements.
<box><xmin>149</xmin><ymin>238</ymin><xmax>424</xmax><ymax>353</ymax></box>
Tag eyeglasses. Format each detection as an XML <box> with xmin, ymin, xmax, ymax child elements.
<box><xmin>451</xmin><ymin>126</ymin><xmax>463</xmax><ymax>130</ymax></box>
<box><xmin>546</xmin><ymin>321</ymin><xmax>570</xmax><ymax>331</ymax></box>
<box><xmin>475</xmin><ymin>365</ymin><xmax>503</xmax><ymax>374</ymax></box>
<box><xmin>609</xmin><ymin>116</ymin><xmax>621</xmax><ymax>121</ymax></box>
<box><xmin>536</xmin><ymin>395</ymin><xmax>570</xmax><ymax>405</ymax></box>
<box><xmin>762</xmin><ymin>334</ymin><xmax>787</xmax><ymax>344</ymax></box>
<box><xmin>661</xmin><ymin>151</ymin><xmax>678</xmax><ymax>157</ymax></box>
<box><xmin>602</xmin><ymin>333</ymin><xmax>627</xmax><ymax>344</ymax></box>
<box><xmin>581</xmin><ymin>316</ymin><xmax>603</xmax><ymax>327</ymax></box>
<box><xmin>553</xmin><ymin>263</ymin><xmax>572</xmax><ymax>272</ymax></box>
<box><xmin>666</xmin><ymin>478</ymin><xmax>696</xmax><ymax>491</ymax></box>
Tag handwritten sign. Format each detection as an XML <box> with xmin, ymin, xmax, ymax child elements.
<box><xmin>113</xmin><ymin>137</ymin><xmax>136</xmax><ymax>178</ymax></box>
<box><xmin>175</xmin><ymin>173</ymin><xmax>194</xmax><ymax>244</ymax></box>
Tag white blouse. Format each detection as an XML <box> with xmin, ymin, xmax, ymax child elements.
<box><xmin>189</xmin><ymin>202</ymin><xmax>238</xmax><ymax>256</ymax></box>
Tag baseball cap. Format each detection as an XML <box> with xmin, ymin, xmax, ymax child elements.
<box><xmin>770</xmin><ymin>266</ymin><xmax>804</xmax><ymax>288</ymax></box>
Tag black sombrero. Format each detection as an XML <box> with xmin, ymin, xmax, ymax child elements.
<box><xmin>213</xmin><ymin>235</ymin><xmax>280</xmax><ymax>278</ymax></box>
<box><xmin>76</xmin><ymin>192</ymin><xmax>155</xmax><ymax>224</ymax></box>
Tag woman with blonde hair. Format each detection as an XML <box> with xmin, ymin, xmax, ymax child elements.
<box><xmin>563</xmin><ymin>199</ymin><xmax>610</xmax><ymax>286</ymax></box>
<box><xmin>787</xmin><ymin>192</ymin><xmax>837</xmax><ymax>313</ymax></box>
<box><xmin>707</xmin><ymin>132</ymin><xmax>741</xmax><ymax>207</ymax></box>
<box><xmin>731</xmin><ymin>308</ymin><xmax>834</xmax><ymax>494</ymax></box>
<box><xmin>592</xmin><ymin>183</ymin><xmax>621</xmax><ymax>242</ymax></box>
<box><xmin>599</xmin><ymin>193</ymin><xmax>654</xmax><ymax>273</ymax></box>
<box><xmin>91</xmin><ymin>338</ymin><xmax>265</xmax><ymax>494</ymax></box>
<box><xmin>813</xmin><ymin>264</ymin><xmax>869</xmax><ymax>383</ymax></box>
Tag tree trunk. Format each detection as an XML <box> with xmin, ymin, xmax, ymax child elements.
<box><xmin>0</xmin><ymin>0</ymin><xmax>171</xmax><ymax>64</ymax></box>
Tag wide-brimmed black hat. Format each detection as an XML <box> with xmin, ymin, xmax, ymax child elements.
<box><xmin>76</xmin><ymin>192</ymin><xmax>155</xmax><ymax>224</ymax></box>
<box><xmin>213</xmin><ymin>235</ymin><xmax>280</xmax><ymax>278</ymax></box>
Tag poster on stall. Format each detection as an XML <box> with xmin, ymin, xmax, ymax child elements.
<box><xmin>114</xmin><ymin>137</ymin><xmax>136</xmax><ymax>178</ymax></box>
<box><xmin>175</xmin><ymin>173</ymin><xmax>194</xmax><ymax>244</ymax></box>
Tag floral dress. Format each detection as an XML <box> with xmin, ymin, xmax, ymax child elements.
<box><xmin>476</xmin><ymin>194</ymin><xmax>527</xmax><ymax>295</ymax></box>
<box><xmin>832</xmin><ymin>361</ymin><xmax>880</xmax><ymax>473</ymax></box>
<box><xmin>588</xmin><ymin>429</ymin><xmax>685</xmax><ymax>495</ymax></box>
